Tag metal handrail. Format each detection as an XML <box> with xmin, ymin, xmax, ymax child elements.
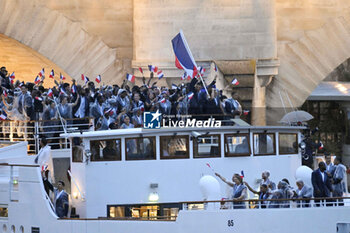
<box><xmin>0</xmin><ymin>118</ymin><xmax>94</xmax><ymax>154</ymax></box>
<box><xmin>181</xmin><ymin>196</ymin><xmax>350</xmax><ymax>204</ymax></box>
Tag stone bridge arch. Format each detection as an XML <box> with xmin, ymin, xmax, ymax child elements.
<box><xmin>266</xmin><ymin>16</ymin><xmax>350</xmax><ymax>122</ymax></box>
<box><xmin>0</xmin><ymin>0</ymin><xmax>120</xmax><ymax>85</ymax></box>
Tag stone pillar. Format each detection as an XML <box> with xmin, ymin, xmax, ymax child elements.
<box><xmin>251</xmin><ymin>59</ymin><xmax>279</xmax><ymax>126</ymax></box>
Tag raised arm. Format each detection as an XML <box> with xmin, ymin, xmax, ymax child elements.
<box><xmin>215</xmin><ymin>173</ymin><xmax>234</xmax><ymax>187</ymax></box>
<box><xmin>243</xmin><ymin>181</ymin><xmax>259</xmax><ymax>195</ymax></box>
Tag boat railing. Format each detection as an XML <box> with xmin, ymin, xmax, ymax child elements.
<box><xmin>181</xmin><ymin>196</ymin><xmax>350</xmax><ymax>210</ymax></box>
<box><xmin>0</xmin><ymin>118</ymin><xmax>94</xmax><ymax>154</ymax></box>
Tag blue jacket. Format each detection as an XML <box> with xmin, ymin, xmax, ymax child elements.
<box><xmin>311</xmin><ymin>169</ymin><xmax>332</xmax><ymax>198</ymax></box>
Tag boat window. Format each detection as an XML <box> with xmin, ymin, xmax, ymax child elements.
<box><xmin>160</xmin><ymin>135</ymin><xmax>189</xmax><ymax>159</ymax></box>
<box><xmin>193</xmin><ymin>135</ymin><xmax>221</xmax><ymax>158</ymax></box>
<box><xmin>108</xmin><ymin>203</ymin><xmax>181</xmax><ymax>220</ymax></box>
<box><xmin>224</xmin><ymin>134</ymin><xmax>250</xmax><ymax>157</ymax></box>
<box><xmin>253</xmin><ymin>133</ymin><xmax>275</xmax><ymax>155</ymax></box>
<box><xmin>279</xmin><ymin>133</ymin><xmax>298</xmax><ymax>154</ymax></box>
<box><xmin>90</xmin><ymin>139</ymin><xmax>121</xmax><ymax>161</ymax></box>
<box><xmin>0</xmin><ymin>207</ymin><xmax>8</xmax><ymax>217</ymax></box>
<box><xmin>109</xmin><ymin>206</ymin><xmax>125</xmax><ymax>217</ymax></box>
<box><xmin>72</xmin><ymin>137</ymin><xmax>84</xmax><ymax>163</ymax></box>
<box><xmin>125</xmin><ymin>137</ymin><xmax>156</xmax><ymax>160</ymax></box>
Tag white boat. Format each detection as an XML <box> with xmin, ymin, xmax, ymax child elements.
<box><xmin>0</xmin><ymin>125</ymin><xmax>349</xmax><ymax>233</ymax></box>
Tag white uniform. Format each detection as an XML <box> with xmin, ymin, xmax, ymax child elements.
<box><xmin>36</xmin><ymin>145</ymin><xmax>55</xmax><ymax>182</ymax></box>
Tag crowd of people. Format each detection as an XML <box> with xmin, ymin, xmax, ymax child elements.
<box><xmin>0</xmin><ymin>66</ymin><xmax>244</xmax><ymax>132</ymax></box>
<box><xmin>215</xmin><ymin>153</ymin><xmax>347</xmax><ymax>209</ymax></box>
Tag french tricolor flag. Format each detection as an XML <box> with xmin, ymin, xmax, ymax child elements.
<box><xmin>104</xmin><ymin>108</ymin><xmax>114</xmax><ymax>116</ymax></box>
<box><xmin>35</xmin><ymin>96</ymin><xmax>43</xmax><ymax>101</ymax></box>
<box><xmin>81</xmin><ymin>74</ymin><xmax>89</xmax><ymax>84</ymax></box>
<box><xmin>171</xmin><ymin>84</ymin><xmax>178</xmax><ymax>90</ymax></box>
<box><xmin>60</xmin><ymin>73</ymin><xmax>66</xmax><ymax>80</ymax></box>
<box><xmin>60</xmin><ymin>87</ymin><xmax>66</xmax><ymax>95</ymax></box>
<box><xmin>157</xmin><ymin>70</ymin><xmax>164</xmax><ymax>79</ymax></box>
<box><xmin>9</xmin><ymin>72</ymin><xmax>15</xmax><ymax>79</ymax></box>
<box><xmin>319</xmin><ymin>141</ymin><xmax>324</xmax><ymax>150</ymax></box>
<box><xmin>95</xmin><ymin>75</ymin><xmax>101</xmax><ymax>84</ymax></box>
<box><xmin>126</xmin><ymin>73</ymin><xmax>135</xmax><ymax>83</ymax></box>
<box><xmin>71</xmin><ymin>85</ymin><xmax>77</xmax><ymax>94</ymax></box>
<box><xmin>34</xmin><ymin>76</ymin><xmax>41</xmax><ymax>84</ymax></box>
<box><xmin>3</xmin><ymin>90</ymin><xmax>7</xmax><ymax>97</ymax></box>
<box><xmin>231</xmin><ymin>78</ymin><xmax>239</xmax><ymax>86</ymax></box>
<box><xmin>0</xmin><ymin>113</ymin><xmax>6</xmax><ymax>120</ymax></box>
<box><xmin>181</xmin><ymin>72</ymin><xmax>187</xmax><ymax>80</ymax></box>
<box><xmin>148</xmin><ymin>65</ymin><xmax>158</xmax><ymax>73</ymax></box>
<box><xmin>139</xmin><ymin>67</ymin><xmax>144</xmax><ymax>74</ymax></box>
<box><xmin>49</xmin><ymin>69</ymin><xmax>54</xmax><ymax>79</ymax></box>
<box><xmin>172</xmin><ymin>30</ymin><xmax>198</xmax><ymax>79</ymax></box>
<box><xmin>160</xmin><ymin>98</ymin><xmax>166</xmax><ymax>103</ymax></box>
<box><xmin>38</xmin><ymin>68</ymin><xmax>45</xmax><ymax>77</ymax></box>
<box><xmin>243</xmin><ymin>110</ymin><xmax>250</xmax><ymax>116</ymax></box>
<box><xmin>214</xmin><ymin>63</ymin><xmax>218</xmax><ymax>72</ymax></box>
<box><xmin>198</xmin><ymin>66</ymin><xmax>206</xmax><ymax>76</ymax></box>
<box><xmin>187</xmin><ymin>92</ymin><xmax>194</xmax><ymax>100</ymax></box>
<box><xmin>47</xmin><ymin>88</ymin><xmax>53</xmax><ymax>97</ymax></box>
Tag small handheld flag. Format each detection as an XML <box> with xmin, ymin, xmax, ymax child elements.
<box><xmin>3</xmin><ymin>90</ymin><xmax>7</xmax><ymax>97</ymax></box>
<box><xmin>171</xmin><ymin>84</ymin><xmax>178</xmax><ymax>90</ymax></box>
<box><xmin>198</xmin><ymin>66</ymin><xmax>206</xmax><ymax>76</ymax></box>
<box><xmin>9</xmin><ymin>72</ymin><xmax>15</xmax><ymax>84</ymax></box>
<box><xmin>71</xmin><ymin>85</ymin><xmax>77</xmax><ymax>94</ymax></box>
<box><xmin>157</xmin><ymin>70</ymin><xmax>164</xmax><ymax>79</ymax></box>
<box><xmin>47</xmin><ymin>89</ymin><xmax>53</xmax><ymax>97</ymax></box>
<box><xmin>160</xmin><ymin>98</ymin><xmax>166</xmax><ymax>103</ymax></box>
<box><xmin>148</xmin><ymin>65</ymin><xmax>158</xmax><ymax>73</ymax></box>
<box><xmin>60</xmin><ymin>73</ymin><xmax>66</xmax><ymax>80</ymax></box>
<box><xmin>60</xmin><ymin>87</ymin><xmax>66</xmax><ymax>95</ymax></box>
<box><xmin>95</xmin><ymin>75</ymin><xmax>101</xmax><ymax>84</ymax></box>
<box><xmin>243</xmin><ymin>110</ymin><xmax>250</xmax><ymax>116</ymax></box>
<box><xmin>206</xmin><ymin>163</ymin><xmax>215</xmax><ymax>173</ymax></box>
<box><xmin>38</xmin><ymin>68</ymin><xmax>45</xmax><ymax>77</ymax></box>
<box><xmin>126</xmin><ymin>73</ymin><xmax>135</xmax><ymax>83</ymax></box>
<box><xmin>139</xmin><ymin>67</ymin><xmax>144</xmax><ymax>74</ymax></box>
<box><xmin>34</xmin><ymin>76</ymin><xmax>41</xmax><ymax>84</ymax></box>
<box><xmin>240</xmin><ymin>170</ymin><xmax>245</xmax><ymax>178</ymax></box>
<box><xmin>318</xmin><ymin>141</ymin><xmax>324</xmax><ymax>150</ymax></box>
<box><xmin>49</xmin><ymin>69</ymin><xmax>54</xmax><ymax>79</ymax></box>
<box><xmin>0</xmin><ymin>114</ymin><xmax>6</xmax><ymax>120</ymax></box>
<box><xmin>231</xmin><ymin>78</ymin><xmax>239</xmax><ymax>86</ymax></box>
<box><xmin>81</xmin><ymin>74</ymin><xmax>89</xmax><ymax>85</ymax></box>
<box><xmin>35</xmin><ymin>96</ymin><xmax>43</xmax><ymax>101</ymax></box>
<box><xmin>181</xmin><ymin>72</ymin><xmax>187</xmax><ymax>80</ymax></box>
<box><xmin>214</xmin><ymin>63</ymin><xmax>218</xmax><ymax>72</ymax></box>
<box><xmin>187</xmin><ymin>92</ymin><xmax>194</xmax><ymax>100</ymax></box>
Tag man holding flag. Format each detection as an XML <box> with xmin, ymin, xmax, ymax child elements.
<box><xmin>172</xmin><ymin>30</ymin><xmax>209</xmax><ymax>96</ymax></box>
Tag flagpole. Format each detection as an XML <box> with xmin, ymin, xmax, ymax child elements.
<box><xmin>197</xmin><ymin>72</ymin><xmax>210</xmax><ymax>97</ymax></box>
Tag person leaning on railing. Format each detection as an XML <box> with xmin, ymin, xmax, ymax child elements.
<box><xmin>215</xmin><ymin>173</ymin><xmax>247</xmax><ymax>209</ymax></box>
<box><xmin>294</xmin><ymin>179</ymin><xmax>312</xmax><ymax>208</ymax></box>
<box><xmin>243</xmin><ymin>182</ymin><xmax>271</xmax><ymax>208</ymax></box>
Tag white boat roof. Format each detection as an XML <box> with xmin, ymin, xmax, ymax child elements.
<box><xmin>63</xmin><ymin>125</ymin><xmax>306</xmax><ymax>139</ymax></box>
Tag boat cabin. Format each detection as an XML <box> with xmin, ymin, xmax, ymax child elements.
<box><xmin>65</xmin><ymin>126</ymin><xmax>303</xmax><ymax>219</ymax></box>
